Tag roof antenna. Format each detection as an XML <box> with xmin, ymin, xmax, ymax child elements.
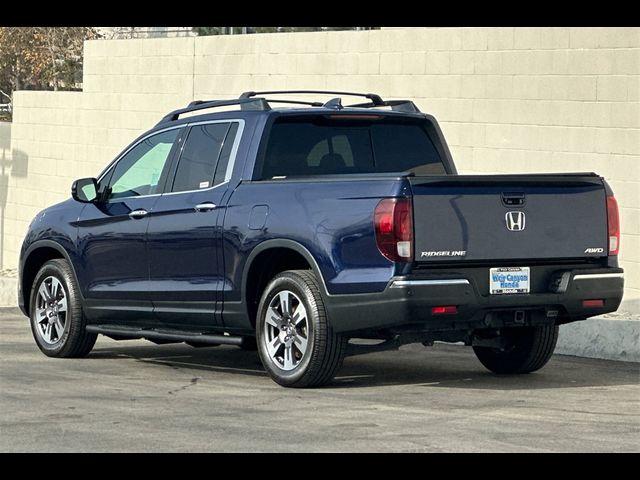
<box><xmin>323</xmin><ymin>98</ymin><xmax>343</xmax><ymax>110</ymax></box>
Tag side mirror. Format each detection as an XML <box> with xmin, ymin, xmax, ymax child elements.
<box><xmin>71</xmin><ymin>178</ymin><xmax>99</xmax><ymax>203</ymax></box>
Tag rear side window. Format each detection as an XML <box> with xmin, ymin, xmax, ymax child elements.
<box><xmin>171</xmin><ymin>123</ymin><xmax>233</xmax><ymax>193</ymax></box>
<box><xmin>259</xmin><ymin>117</ymin><xmax>446</xmax><ymax>179</ymax></box>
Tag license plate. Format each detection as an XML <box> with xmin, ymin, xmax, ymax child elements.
<box><xmin>490</xmin><ymin>267</ymin><xmax>530</xmax><ymax>294</ymax></box>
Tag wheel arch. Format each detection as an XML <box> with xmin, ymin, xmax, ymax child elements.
<box><xmin>21</xmin><ymin>240</ymin><xmax>81</xmax><ymax>316</ymax></box>
<box><xmin>242</xmin><ymin>239</ymin><xmax>330</xmax><ymax>328</ymax></box>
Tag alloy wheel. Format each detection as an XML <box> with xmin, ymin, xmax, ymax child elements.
<box><xmin>34</xmin><ymin>276</ymin><xmax>67</xmax><ymax>345</ymax></box>
<box><xmin>263</xmin><ymin>290</ymin><xmax>310</xmax><ymax>371</ymax></box>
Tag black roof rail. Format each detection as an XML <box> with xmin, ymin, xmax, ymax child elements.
<box><xmin>157</xmin><ymin>98</ymin><xmax>270</xmax><ymax>125</ymax></box>
<box><xmin>263</xmin><ymin>99</ymin><xmax>325</xmax><ymax>107</ymax></box>
<box><xmin>158</xmin><ymin>92</ymin><xmax>421</xmax><ymax>125</ymax></box>
<box><xmin>240</xmin><ymin>90</ymin><xmax>385</xmax><ymax>106</ymax></box>
<box><xmin>241</xmin><ymin>90</ymin><xmax>421</xmax><ymax>113</ymax></box>
<box><xmin>348</xmin><ymin>99</ymin><xmax>421</xmax><ymax>113</ymax></box>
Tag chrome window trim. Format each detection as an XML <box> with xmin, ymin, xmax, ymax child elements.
<box><xmin>390</xmin><ymin>279</ymin><xmax>470</xmax><ymax>288</ymax></box>
<box><xmin>573</xmin><ymin>273</ymin><xmax>624</xmax><ymax>281</ymax></box>
<box><xmin>99</xmin><ymin>119</ymin><xmax>245</xmax><ymax>202</ymax></box>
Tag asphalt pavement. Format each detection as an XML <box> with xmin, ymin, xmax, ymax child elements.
<box><xmin>1</xmin><ymin>308</ymin><xmax>638</xmax><ymax>452</ymax></box>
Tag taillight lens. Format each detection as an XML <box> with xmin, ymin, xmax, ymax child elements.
<box><xmin>607</xmin><ymin>195</ymin><xmax>620</xmax><ymax>256</ymax></box>
<box><xmin>374</xmin><ymin>198</ymin><xmax>413</xmax><ymax>262</ymax></box>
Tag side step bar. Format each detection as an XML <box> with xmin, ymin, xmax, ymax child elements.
<box><xmin>86</xmin><ymin>325</ymin><xmax>244</xmax><ymax>347</ymax></box>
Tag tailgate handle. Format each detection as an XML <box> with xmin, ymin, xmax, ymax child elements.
<box><xmin>501</xmin><ymin>192</ymin><xmax>526</xmax><ymax>207</ymax></box>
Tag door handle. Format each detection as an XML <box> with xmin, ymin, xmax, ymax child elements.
<box><xmin>128</xmin><ymin>209</ymin><xmax>149</xmax><ymax>219</ymax></box>
<box><xmin>194</xmin><ymin>202</ymin><xmax>217</xmax><ymax>212</ymax></box>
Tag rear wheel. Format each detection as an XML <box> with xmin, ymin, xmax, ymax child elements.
<box><xmin>29</xmin><ymin>259</ymin><xmax>97</xmax><ymax>358</ymax></box>
<box><xmin>473</xmin><ymin>325</ymin><xmax>558</xmax><ymax>374</ymax></box>
<box><xmin>256</xmin><ymin>270</ymin><xmax>346</xmax><ymax>388</ymax></box>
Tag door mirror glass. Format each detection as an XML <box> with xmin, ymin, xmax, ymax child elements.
<box><xmin>72</xmin><ymin>178</ymin><xmax>99</xmax><ymax>203</ymax></box>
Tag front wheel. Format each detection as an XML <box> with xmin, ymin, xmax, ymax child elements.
<box><xmin>473</xmin><ymin>325</ymin><xmax>559</xmax><ymax>374</ymax></box>
<box><xmin>256</xmin><ymin>270</ymin><xmax>346</xmax><ymax>388</ymax></box>
<box><xmin>29</xmin><ymin>259</ymin><xmax>97</xmax><ymax>358</ymax></box>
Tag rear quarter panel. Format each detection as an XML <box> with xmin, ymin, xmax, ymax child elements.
<box><xmin>222</xmin><ymin>178</ymin><xmax>409</xmax><ymax>303</ymax></box>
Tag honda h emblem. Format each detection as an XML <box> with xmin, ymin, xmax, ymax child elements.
<box><xmin>505</xmin><ymin>211</ymin><xmax>526</xmax><ymax>231</ymax></box>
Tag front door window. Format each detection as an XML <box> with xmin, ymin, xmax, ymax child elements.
<box><xmin>107</xmin><ymin>129</ymin><xmax>179</xmax><ymax>200</ymax></box>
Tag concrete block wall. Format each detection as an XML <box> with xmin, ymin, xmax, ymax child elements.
<box><xmin>1</xmin><ymin>122</ymin><xmax>12</xmax><ymax>272</ymax></box>
<box><xmin>1</xmin><ymin>27</ymin><xmax>639</xmax><ymax>310</ymax></box>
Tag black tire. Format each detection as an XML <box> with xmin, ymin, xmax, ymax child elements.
<box><xmin>29</xmin><ymin>259</ymin><xmax>97</xmax><ymax>358</ymax></box>
<box><xmin>256</xmin><ymin>270</ymin><xmax>346</xmax><ymax>388</ymax></box>
<box><xmin>473</xmin><ymin>325</ymin><xmax>559</xmax><ymax>374</ymax></box>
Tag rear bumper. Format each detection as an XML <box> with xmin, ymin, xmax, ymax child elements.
<box><xmin>325</xmin><ymin>267</ymin><xmax>624</xmax><ymax>334</ymax></box>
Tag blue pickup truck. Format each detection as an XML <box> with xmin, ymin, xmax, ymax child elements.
<box><xmin>18</xmin><ymin>91</ymin><xmax>624</xmax><ymax>387</ymax></box>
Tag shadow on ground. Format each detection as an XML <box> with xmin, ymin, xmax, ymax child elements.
<box><xmin>88</xmin><ymin>340</ymin><xmax>640</xmax><ymax>391</ymax></box>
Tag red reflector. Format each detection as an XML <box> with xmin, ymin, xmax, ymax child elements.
<box><xmin>582</xmin><ymin>299</ymin><xmax>604</xmax><ymax>308</ymax></box>
<box><xmin>431</xmin><ymin>306</ymin><xmax>457</xmax><ymax>315</ymax></box>
<box><xmin>607</xmin><ymin>195</ymin><xmax>620</xmax><ymax>256</ymax></box>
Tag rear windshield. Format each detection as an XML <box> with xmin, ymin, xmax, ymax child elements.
<box><xmin>258</xmin><ymin>116</ymin><xmax>447</xmax><ymax>179</ymax></box>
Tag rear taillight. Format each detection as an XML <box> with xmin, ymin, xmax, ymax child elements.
<box><xmin>607</xmin><ymin>195</ymin><xmax>620</xmax><ymax>256</ymax></box>
<box><xmin>374</xmin><ymin>198</ymin><xmax>413</xmax><ymax>262</ymax></box>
